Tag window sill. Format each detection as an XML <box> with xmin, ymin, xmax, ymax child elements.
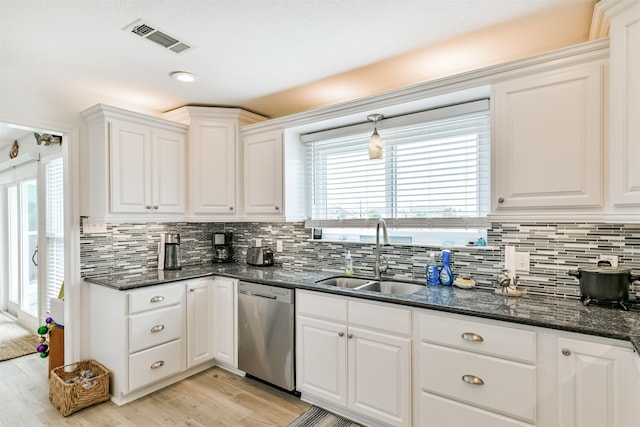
<box><xmin>305</xmin><ymin>239</ymin><xmax>499</xmax><ymax>251</ymax></box>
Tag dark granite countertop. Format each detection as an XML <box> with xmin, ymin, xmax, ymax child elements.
<box><xmin>84</xmin><ymin>263</ymin><xmax>640</xmax><ymax>353</ymax></box>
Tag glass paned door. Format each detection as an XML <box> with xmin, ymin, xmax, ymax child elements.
<box><xmin>7</xmin><ymin>179</ymin><xmax>39</xmax><ymax>327</ymax></box>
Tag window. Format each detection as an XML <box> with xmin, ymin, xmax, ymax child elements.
<box><xmin>45</xmin><ymin>157</ymin><xmax>64</xmax><ymax>312</ymax></box>
<box><xmin>304</xmin><ymin>100</ymin><xmax>490</xmax><ymax>243</ymax></box>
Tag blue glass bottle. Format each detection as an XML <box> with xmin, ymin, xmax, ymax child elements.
<box><xmin>426</xmin><ymin>252</ymin><xmax>439</xmax><ymax>286</ymax></box>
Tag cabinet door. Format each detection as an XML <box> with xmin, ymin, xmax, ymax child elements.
<box><xmin>186</xmin><ymin>279</ymin><xmax>214</xmax><ymax>368</ymax></box>
<box><xmin>493</xmin><ymin>62</ymin><xmax>604</xmax><ymax>210</ymax></box>
<box><xmin>152</xmin><ymin>128</ymin><xmax>185</xmax><ymax>213</ymax></box>
<box><xmin>348</xmin><ymin>326</ymin><xmax>411</xmax><ymax>427</ymax></box>
<box><xmin>212</xmin><ymin>277</ymin><xmax>236</xmax><ymax>366</ymax></box>
<box><xmin>609</xmin><ymin>1</ymin><xmax>640</xmax><ymax>206</ymax></box>
<box><xmin>189</xmin><ymin>120</ymin><xmax>238</xmax><ymax>215</ymax></box>
<box><xmin>110</xmin><ymin>119</ymin><xmax>151</xmax><ymax>213</ymax></box>
<box><xmin>557</xmin><ymin>337</ymin><xmax>637</xmax><ymax>427</ymax></box>
<box><xmin>243</xmin><ymin>130</ymin><xmax>283</xmax><ymax>217</ymax></box>
<box><xmin>296</xmin><ymin>315</ymin><xmax>347</xmax><ymax>406</ymax></box>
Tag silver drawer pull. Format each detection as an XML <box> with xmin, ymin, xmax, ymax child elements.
<box><xmin>150</xmin><ymin>296</ymin><xmax>165</xmax><ymax>303</ymax></box>
<box><xmin>462</xmin><ymin>374</ymin><xmax>484</xmax><ymax>385</ymax></box>
<box><xmin>150</xmin><ymin>325</ymin><xmax>165</xmax><ymax>333</ymax></box>
<box><xmin>150</xmin><ymin>361</ymin><xmax>165</xmax><ymax>369</ymax></box>
<box><xmin>562</xmin><ymin>348</ymin><xmax>572</xmax><ymax>356</ymax></box>
<box><xmin>461</xmin><ymin>332</ymin><xmax>484</xmax><ymax>342</ymax></box>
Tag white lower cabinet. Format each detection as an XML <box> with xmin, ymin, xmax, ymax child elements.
<box><xmin>86</xmin><ymin>276</ymin><xmax>239</xmax><ymax>405</ymax></box>
<box><xmin>296</xmin><ymin>290</ymin><xmax>411</xmax><ymax>427</ymax></box>
<box><xmin>186</xmin><ymin>278</ymin><xmax>215</xmax><ymax>368</ymax></box>
<box><xmin>212</xmin><ymin>277</ymin><xmax>238</xmax><ymax>367</ymax></box>
<box><xmin>415</xmin><ymin>311</ymin><xmax>537</xmax><ymax>426</ymax></box>
<box><xmin>555</xmin><ymin>336</ymin><xmax>638</xmax><ymax>427</ymax></box>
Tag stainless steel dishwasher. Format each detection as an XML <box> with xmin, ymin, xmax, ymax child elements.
<box><xmin>237</xmin><ymin>281</ymin><xmax>295</xmax><ymax>391</ymax></box>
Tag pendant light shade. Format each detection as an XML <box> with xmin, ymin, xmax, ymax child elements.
<box><xmin>367</xmin><ymin>114</ymin><xmax>384</xmax><ymax>160</ymax></box>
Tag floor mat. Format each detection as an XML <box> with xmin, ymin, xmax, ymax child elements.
<box><xmin>0</xmin><ymin>317</ymin><xmax>40</xmax><ymax>362</ymax></box>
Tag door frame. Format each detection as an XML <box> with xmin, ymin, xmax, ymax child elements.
<box><xmin>0</xmin><ymin>114</ymin><xmax>80</xmax><ymax>364</ymax></box>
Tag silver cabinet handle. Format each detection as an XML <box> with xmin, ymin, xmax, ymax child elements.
<box><xmin>275</xmin><ymin>206</ymin><xmax>280</xmax><ymax>211</ymax></box>
<box><xmin>150</xmin><ymin>296</ymin><xmax>165</xmax><ymax>303</ymax></box>
<box><xmin>498</xmin><ymin>197</ymin><xmax>505</xmax><ymax>204</ymax></box>
<box><xmin>150</xmin><ymin>325</ymin><xmax>165</xmax><ymax>333</ymax></box>
<box><xmin>338</xmin><ymin>332</ymin><xmax>344</xmax><ymax>337</ymax></box>
<box><xmin>150</xmin><ymin>361</ymin><xmax>165</xmax><ymax>369</ymax></box>
<box><xmin>153</xmin><ymin>205</ymin><xmax>159</xmax><ymax>210</ymax></box>
<box><xmin>347</xmin><ymin>333</ymin><xmax>353</xmax><ymax>339</ymax></box>
<box><xmin>229</xmin><ymin>206</ymin><xmax>234</xmax><ymax>211</ymax></box>
<box><xmin>462</xmin><ymin>374</ymin><xmax>484</xmax><ymax>385</ymax></box>
<box><xmin>146</xmin><ymin>205</ymin><xmax>152</xmax><ymax>210</ymax></box>
<box><xmin>562</xmin><ymin>348</ymin><xmax>572</xmax><ymax>356</ymax></box>
<box><xmin>461</xmin><ymin>332</ymin><xmax>484</xmax><ymax>342</ymax></box>
<box><xmin>190</xmin><ymin>288</ymin><xmax>195</xmax><ymax>292</ymax></box>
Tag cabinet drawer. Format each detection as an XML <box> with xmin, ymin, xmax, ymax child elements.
<box><xmin>420</xmin><ymin>392</ymin><xmax>533</xmax><ymax>427</ymax></box>
<box><xmin>348</xmin><ymin>300</ymin><xmax>411</xmax><ymax>336</ymax></box>
<box><xmin>129</xmin><ymin>283</ymin><xmax>184</xmax><ymax>314</ymax></box>
<box><xmin>418</xmin><ymin>312</ymin><xmax>536</xmax><ymax>364</ymax></box>
<box><xmin>420</xmin><ymin>343</ymin><xmax>536</xmax><ymax>423</ymax></box>
<box><xmin>129</xmin><ymin>305</ymin><xmax>182</xmax><ymax>353</ymax></box>
<box><xmin>297</xmin><ymin>291</ymin><xmax>347</xmax><ymax>322</ymax></box>
<box><xmin>129</xmin><ymin>339</ymin><xmax>184</xmax><ymax>391</ymax></box>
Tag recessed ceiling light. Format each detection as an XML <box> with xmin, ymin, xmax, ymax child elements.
<box><xmin>170</xmin><ymin>71</ymin><xmax>195</xmax><ymax>82</ymax></box>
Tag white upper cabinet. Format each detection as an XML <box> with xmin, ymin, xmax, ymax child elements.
<box><xmin>163</xmin><ymin>106</ymin><xmax>266</xmax><ymax>221</ymax></box>
<box><xmin>605</xmin><ymin>0</ymin><xmax>640</xmax><ymax>209</ymax></box>
<box><xmin>492</xmin><ymin>60</ymin><xmax>606</xmax><ymax>213</ymax></box>
<box><xmin>82</xmin><ymin>104</ymin><xmax>187</xmax><ymax>222</ymax></box>
<box><xmin>243</xmin><ymin>129</ymin><xmax>284</xmax><ymax>218</ymax></box>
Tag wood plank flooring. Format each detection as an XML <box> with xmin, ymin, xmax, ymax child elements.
<box><xmin>0</xmin><ymin>354</ymin><xmax>310</xmax><ymax>426</ymax></box>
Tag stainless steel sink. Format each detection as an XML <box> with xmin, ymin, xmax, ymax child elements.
<box><xmin>316</xmin><ymin>276</ymin><xmax>424</xmax><ymax>295</ymax></box>
<box><xmin>356</xmin><ymin>281</ymin><xmax>424</xmax><ymax>295</ymax></box>
<box><xmin>316</xmin><ymin>276</ymin><xmax>374</xmax><ymax>288</ymax></box>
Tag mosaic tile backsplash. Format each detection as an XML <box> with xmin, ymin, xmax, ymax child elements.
<box><xmin>80</xmin><ymin>220</ymin><xmax>640</xmax><ymax>299</ymax></box>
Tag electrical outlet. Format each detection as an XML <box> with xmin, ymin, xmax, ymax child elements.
<box><xmin>276</xmin><ymin>240</ymin><xmax>283</xmax><ymax>252</ymax></box>
<box><xmin>598</xmin><ymin>255</ymin><xmax>618</xmax><ymax>267</ymax></box>
<box><xmin>515</xmin><ymin>251</ymin><xmax>530</xmax><ymax>272</ymax></box>
<box><xmin>255</xmin><ymin>238</ymin><xmax>261</xmax><ymax>247</ymax></box>
<box><xmin>82</xmin><ymin>218</ymin><xmax>107</xmax><ymax>234</ymax></box>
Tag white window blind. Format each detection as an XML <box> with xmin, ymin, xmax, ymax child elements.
<box><xmin>45</xmin><ymin>157</ymin><xmax>64</xmax><ymax>312</ymax></box>
<box><xmin>305</xmin><ymin>101</ymin><xmax>490</xmax><ymax>228</ymax></box>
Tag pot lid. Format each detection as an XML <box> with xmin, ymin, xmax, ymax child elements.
<box><xmin>579</xmin><ymin>266</ymin><xmax>631</xmax><ymax>274</ymax></box>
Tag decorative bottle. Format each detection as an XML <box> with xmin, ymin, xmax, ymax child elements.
<box><xmin>439</xmin><ymin>249</ymin><xmax>453</xmax><ymax>286</ymax></box>
<box><xmin>345</xmin><ymin>250</ymin><xmax>354</xmax><ymax>276</ymax></box>
<box><xmin>426</xmin><ymin>252</ymin><xmax>439</xmax><ymax>285</ymax></box>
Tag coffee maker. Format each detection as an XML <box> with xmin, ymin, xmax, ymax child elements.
<box><xmin>158</xmin><ymin>232</ymin><xmax>181</xmax><ymax>270</ymax></box>
<box><xmin>213</xmin><ymin>232</ymin><xmax>234</xmax><ymax>263</ymax></box>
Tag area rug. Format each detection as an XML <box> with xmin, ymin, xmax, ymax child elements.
<box><xmin>288</xmin><ymin>406</ymin><xmax>362</xmax><ymax>427</ymax></box>
<box><xmin>0</xmin><ymin>317</ymin><xmax>40</xmax><ymax>361</ymax></box>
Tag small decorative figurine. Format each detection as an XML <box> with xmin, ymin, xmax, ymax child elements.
<box><xmin>36</xmin><ymin>317</ymin><xmax>55</xmax><ymax>358</ymax></box>
<box><xmin>9</xmin><ymin>140</ymin><xmax>18</xmax><ymax>159</ymax></box>
<box><xmin>495</xmin><ymin>269</ymin><xmax>523</xmax><ymax>296</ymax></box>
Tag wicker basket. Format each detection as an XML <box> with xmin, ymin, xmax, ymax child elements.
<box><xmin>49</xmin><ymin>360</ymin><xmax>110</xmax><ymax>416</ymax></box>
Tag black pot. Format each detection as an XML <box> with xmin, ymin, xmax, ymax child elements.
<box><xmin>568</xmin><ymin>265</ymin><xmax>640</xmax><ymax>303</ymax></box>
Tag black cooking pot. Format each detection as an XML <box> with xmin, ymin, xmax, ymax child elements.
<box><xmin>568</xmin><ymin>265</ymin><xmax>640</xmax><ymax>303</ymax></box>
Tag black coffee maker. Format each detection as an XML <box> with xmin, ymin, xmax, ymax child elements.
<box><xmin>213</xmin><ymin>232</ymin><xmax>234</xmax><ymax>263</ymax></box>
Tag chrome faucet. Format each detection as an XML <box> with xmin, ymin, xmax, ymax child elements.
<box><xmin>374</xmin><ymin>218</ymin><xmax>390</xmax><ymax>279</ymax></box>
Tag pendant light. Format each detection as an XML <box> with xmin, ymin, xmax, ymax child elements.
<box><xmin>367</xmin><ymin>113</ymin><xmax>384</xmax><ymax>160</ymax></box>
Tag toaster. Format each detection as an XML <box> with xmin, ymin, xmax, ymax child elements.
<box><xmin>246</xmin><ymin>247</ymin><xmax>274</xmax><ymax>266</ymax></box>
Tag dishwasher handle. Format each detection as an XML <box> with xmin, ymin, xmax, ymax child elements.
<box><xmin>238</xmin><ymin>289</ymin><xmax>277</xmax><ymax>300</ymax></box>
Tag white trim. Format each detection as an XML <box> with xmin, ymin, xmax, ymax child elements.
<box><xmin>0</xmin><ymin>152</ymin><xmax>40</xmax><ymax>172</ymax></box>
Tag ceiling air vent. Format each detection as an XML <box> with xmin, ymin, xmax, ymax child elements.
<box><xmin>125</xmin><ymin>19</ymin><xmax>193</xmax><ymax>54</ymax></box>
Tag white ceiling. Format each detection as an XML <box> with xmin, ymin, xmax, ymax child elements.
<box><xmin>0</xmin><ymin>0</ymin><xmax>597</xmax><ymax>125</ymax></box>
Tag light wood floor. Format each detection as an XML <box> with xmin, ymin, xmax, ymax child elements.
<box><xmin>0</xmin><ymin>353</ymin><xmax>310</xmax><ymax>426</ymax></box>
